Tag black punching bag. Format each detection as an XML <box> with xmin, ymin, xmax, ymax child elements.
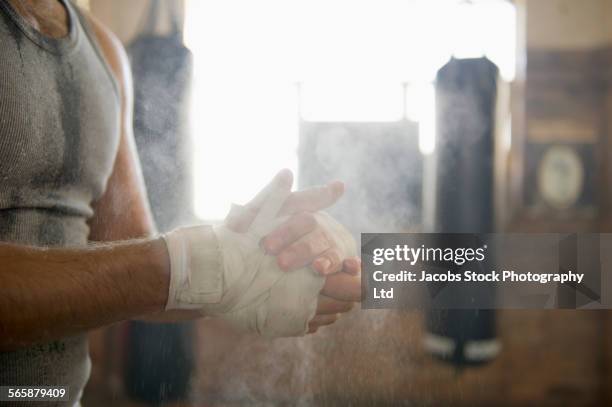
<box><xmin>124</xmin><ymin>0</ymin><xmax>195</xmax><ymax>403</ymax></box>
<box><xmin>424</xmin><ymin>57</ymin><xmax>500</xmax><ymax>367</ymax></box>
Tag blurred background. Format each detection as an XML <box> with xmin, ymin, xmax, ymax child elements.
<box><xmin>78</xmin><ymin>0</ymin><xmax>612</xmax><ymax>405</ymax></box>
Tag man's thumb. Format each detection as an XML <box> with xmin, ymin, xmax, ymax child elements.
<box><xmin>225</xmin><ymin>169</ymin><xmax>293</xmax><ymax>232</ymax></box>
<box><xmin>246</xmin><ymin>169</ymin><xmax>293</xmax><ymax>211</ymax></box>
<box><xmin>249</xmin><ymin>170</ymin><xmax>293</xmax><ymax>234</ymax></box>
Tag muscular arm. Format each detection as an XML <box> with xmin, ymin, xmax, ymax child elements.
<box><xmin>85</xmin><ymin>14</ymin><xmax>155</xmax><ymax>242</ymax></box>
<box><xmin>0</xmin><ymin>239</ymin><xmax>170</xmax><ymax>351</ymax></box>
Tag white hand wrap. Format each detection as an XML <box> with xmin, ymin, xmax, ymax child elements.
<box><xmin>163</xmin><ymin>181</ymin><xmax>356</xmax><ymax>338</ymax></box>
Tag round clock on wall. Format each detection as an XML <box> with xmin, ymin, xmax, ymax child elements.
<box><xmin>537</xmin><ymin>145</ymin><xmax>584</xmax><ymax>210</ymax></box>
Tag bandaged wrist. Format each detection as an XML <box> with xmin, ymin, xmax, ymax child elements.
<box><xmin>163</xmin><ymin>218</ymin><xmax>323</xmax><ymax>338</ymax></box>
<box><xmin>163</xmin><ymin>225</ymin><xmax>224</xmax><ymax>310</ymax></box>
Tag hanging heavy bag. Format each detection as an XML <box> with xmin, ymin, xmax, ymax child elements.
<box><xmin>124</xmin><ymin>0</ymin><xmax>195</xmax><ymax>403</ymax></box>
<box><xmin>425</xmin><ymin>57</ymin><xmax>501</xmax><ymax>368</ymax></box>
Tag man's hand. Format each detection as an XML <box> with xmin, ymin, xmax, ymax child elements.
<box><xmin>226</xmin><ymin>169</ymin><xmax>362</xmax><ymax>334</ymax></box>
<box><xmin>308</xmin><ymin>258</ymin><xmax>362</xmax><ymax>333</ymax></box>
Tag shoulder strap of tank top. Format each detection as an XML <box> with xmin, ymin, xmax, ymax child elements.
<box><xmin>68</xmin><ymin>0</ymin><xmax>121</xmax><ymax>101</ymax></box>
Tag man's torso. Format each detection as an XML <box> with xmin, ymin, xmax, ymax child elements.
<box><xmin>0</xmin><ymin>1</ymin><xmax>120</xmax><ymax>405</ymax></box>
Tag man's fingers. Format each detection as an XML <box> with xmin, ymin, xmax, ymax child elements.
<box><xmin>342</xmin><ymin>257</ymin><xmax>362</xmax><ymax>276</ymax></box>
<box><xmin>316</xmin><ymin>295</ymin><xmax>355</xmax><ymax>314</ymax></box>
<box><xmin>276</xmin><ymin>228</ymin><xmax>331</xmax><ymax>271</ymax></box>
<box><xmin>225</xmin><ymin>204</ymin><xmax>258</xmax><ymax>233</ymax></box>
<box><xmin>246</xmin><ymin>169</ymin><xmax>293</xmax><ymax>210</ymax></box>
<box><xmin>321</xmin><ymin>272</ymin><xmax>362</xmax><ymax>302</ymax></box>
<box><xmin>250</xmin><ymin>171</ymin><xmax>293</xmax><ymax>232</ymax></box>
<box><xmin>262</xmin><ymin>212</ymin><xmax>318</xmax><ymax>254</ymax></box>
<box><xmin>226</xmin><ymin>169</ymin><xmax>293</xmax><ymax>233</ymax></box>
<box><xmin>308</xmin><ymin>314</ymin><xmax>338</xmax><ymax>332</ymax></box>
<box><xmin>226</xmin><ymin>171</ymin><xmax>346</xmax><ymax>235</ymax></box>
<box><xmin>279</xmin><ymin>181</ymin><xmax>344</xmax><ymax>216</ymax></box>
<box><xmin>313</xmin><ymin>248</ymin><xmax>343</xmax><ymax>276</ymax></box>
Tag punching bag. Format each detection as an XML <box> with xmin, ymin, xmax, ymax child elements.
<box><xmin>424</xmin><ymin>57</ymin><xmax>501</xmax><ymax>367</ymax></box>
<box><xmin>124</xmin><ymin>0</ymin><xmax>195</xmax><ymax>403</ymax></box>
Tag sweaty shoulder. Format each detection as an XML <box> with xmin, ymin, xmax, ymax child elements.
<box><xmin>80</xmin><ymin>11</ymin><xmax>132</xmax><ymax>105</ymax></box>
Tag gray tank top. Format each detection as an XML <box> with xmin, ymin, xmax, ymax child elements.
<box><xmin>0</xmin><ymin>0</ymin><xmax>120</xmax><ymax>405</ymax></box>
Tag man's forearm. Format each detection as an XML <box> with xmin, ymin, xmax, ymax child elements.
<box><xmin>0</xmin><ymin>238</ymin><xmax>170</xmax><ymax>350</ymax></box>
